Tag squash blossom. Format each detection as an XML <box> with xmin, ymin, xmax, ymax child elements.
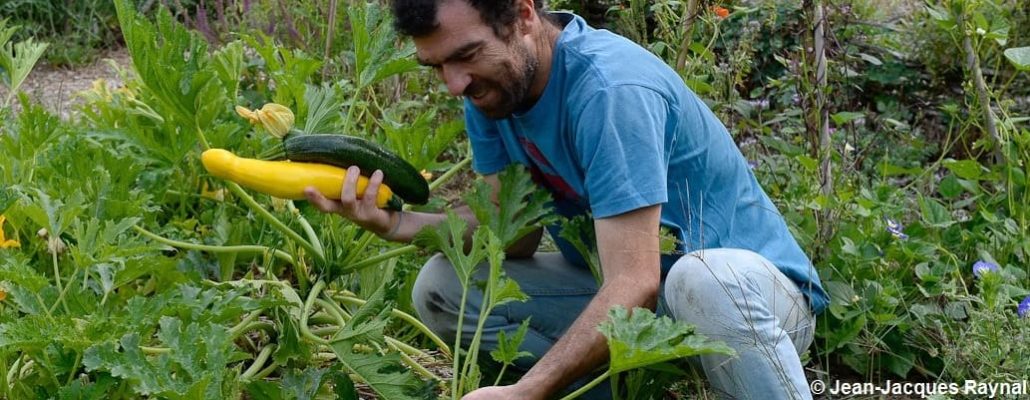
<box><xmin>0</xmin><ymin>215</ymin><xmax>20</xmax><ymax>249</ymax></box>
<box><xmin>236</xmin><ymin>103</ymin><xmax>295</xmax><ymax>138</ymax></box>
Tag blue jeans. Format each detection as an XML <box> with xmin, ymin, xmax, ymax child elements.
<box><xmin>412</xmin><ymin>248</ymin><xmax>816</xmax><ymax>399</ymax></box>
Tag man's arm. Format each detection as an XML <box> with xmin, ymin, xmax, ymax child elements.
<box><xmin>511</xmin><ymin>204</ymin><xmax>662</xmax><ymax>399</ymax></box>
<box><xmin>305</xmin><ymin>170</ymin><xmax>541</xmax><ymax>256</ymax></box>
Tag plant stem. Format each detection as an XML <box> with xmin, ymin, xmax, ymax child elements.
<box><xmin>300</xmin><ymin>280</ymin><xmax>331</xmax><ymax>345</ymax></box>
<box><xmin>341</xmin><ymin>245</ymin><xmax>419</xmax><ymax>273</ymax></box>
<box><xmin>195</xmin><ymin>122</ymin><xmax>211</xmax><ymax>150</ymax></box>
<box><xmin>140</xmin><ymin>346</ymin><xmax>171</xmax><ymax>355</ymax></box>
<box><xmin>960</xmin><ymin>11</ymin><xmax>1003</xmax><ymax>164</ymax></box>
<box><xmin>65</xmin><ymin>351</ymin><xmax>81</xmax><ymax>386</ymax></box>
<box><xmin>674</xmin><ymin>0</ymin><xmax>700</xmax><ymax>72</ymax></box>
<box><xmin>240</xmin><ymin>344</ymin><xmax>275</xmax><ymax>381</ymax></box>
<box><xmin>228</xmin><ymin>310</ymin><xmax>263</xmax><ymax>338</ymax></box>
<box><xmin>558</xmin><ymin>370</ymin><xmax>612</xmax><ymax>400</ymax></box>
<box><xmin>226</xmin><ymin>182</ymin><xmax>325</xmax><ymax>265</ymax></box>
<box><xmin>429</xmin><ymin>156</ymin><xmax>472</xmax><ymax>192</ymax></box>
<box><xmin>252</xmin><ymin>361</ymin><xmax>279</xmax><ymax>380</ymax></box>
<box><xmin>451</xmin><ymin>287</ymin><xmax>470</xmax><ymax>399</ymax></box>
<box><xmin>492</xmin><ymin>364</ymin><xmax>508</xmax><ymax>386</ymax></box>
<box><xmin>133</xmin><ymin>225</ymin><xmax>296</xmax><ymax>264</ymax></box>
<box><xmin>51</xmin><ymin>249</ymin><xmax>69</xmax><ymax>314</ymax></box>
<box><xmin>334</xmin><ymin>293</ymin><xmax>451</xmax><ymax>357</ymax></box>
<box><xmin>340</xmin><ymin>231</ymin><xmax>376</xmax><ymax>267</ymax></box>
<box><xmin>288</xmin><ymin>201</ymin><xmax>324</xmax><ymax>258</ymax></box>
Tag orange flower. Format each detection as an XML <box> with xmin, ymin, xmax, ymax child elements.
<box><xmin>0</xmin><ymin>215</ymin><xmax>20</xmax><ymax>249</ymax></box>
<box><xmin>0</xmin><ymin>288</ymin><xmax>6</xmax><ymax>302</ymax></box>
<box><xmin>712</xmin><ymin>5</ymin><xmax>730</xmax><ymax>19</ymax></box>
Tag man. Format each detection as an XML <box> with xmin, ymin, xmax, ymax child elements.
<box><xmin>304</xmin><ymin>0</ymin><xmax>829</xmax><ymax>398</ymax></box>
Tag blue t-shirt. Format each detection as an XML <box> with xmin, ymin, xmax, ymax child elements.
<box><xmin>465</xmin><ymin>13</ymin><xmax>828</xmax><ymax>313</ymax></box>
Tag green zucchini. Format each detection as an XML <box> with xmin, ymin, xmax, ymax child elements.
<box><xmin>260</xmin><ymin>134</ymin><xmax>430</xmax><ymax>204</ymax></box>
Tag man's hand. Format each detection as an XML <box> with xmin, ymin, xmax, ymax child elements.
<box><xmin>304</xmin><ymin>166</ymin><xmax>396</xmax><ymax>236</ymax></box>
<box><xmin>462</xmin><ymin>383</ymin><xmax>543</xmax><ymax>400</ymax></box>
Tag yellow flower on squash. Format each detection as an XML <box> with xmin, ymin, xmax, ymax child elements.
<box><xmin>0</xmin><ymin>215</ymin><xmax>21</xmax><ymax>249</ymax></box>
<box><xmin>235</xmin><ymin>103</ymin><xmax>295</xmax><ymax>138</ymax></box>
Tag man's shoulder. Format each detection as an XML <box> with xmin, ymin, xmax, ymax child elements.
<box><xmin>555</xmin><ymin>18</ymin><xmax>683</xmax><ymax>108</ymax></box>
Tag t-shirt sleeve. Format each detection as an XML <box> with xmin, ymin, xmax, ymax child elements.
<box><xmin>574</xmin><ymin>85</ymin><xmax>669</xmax><ymax>218</ymax></box>
<box><xmin>464</xmin><ymin>100</ymin><xmax>511</xmax><ymax>175</ymax></box>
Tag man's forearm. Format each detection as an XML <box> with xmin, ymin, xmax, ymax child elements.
<box><xmin>517</xmin><ymin>277</ymin><xmax>658</xmax><ymax>398</ymax></box>
<box><xmin>375</xmin><ymin>206</ymin><xmax>477</xmax><ymax>243</ymax></box>
<box><xmin>516</xmin><ymin>205</ymin><xmax>663</xmax><ymax>398</ymax></box>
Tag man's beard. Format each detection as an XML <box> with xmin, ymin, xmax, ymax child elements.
<box><xmin>468</xmin><ymin>43</ymin><xmax>539</xmax><ymax>119</ymax></box>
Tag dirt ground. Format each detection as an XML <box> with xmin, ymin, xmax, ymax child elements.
<box><xmin>2</xmin><ymin>46</ymin><xmax>131</xmax><ymax>120</ymax></box>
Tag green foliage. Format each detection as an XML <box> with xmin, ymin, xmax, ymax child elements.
<box><xmin>0</xmin><ymin>0</ymin><xmax>117</xmax><ymax>65</ymax></box>
<box><xmin>598</xmin><ymin>307</ymin><xmax>735</xmax><ymax>374</ymax></box>
<box><xmin>0</xmin><ymin>19</ymin><xmax>49</xmax><ymax>107</ymax></box>
<box><xmin>4</xmin><ymin>0</ymin><xmax>1029</xmax><ymax>398</ymax></box>
<box><xmin>82</xmin><ymin>317</ymin><xmax>238</xmax><ymax>398</ymax></box>
<box><xmin>328</xmin><ymin>285</ymin><xmax>435</xmax><ymax>400</ymax></box>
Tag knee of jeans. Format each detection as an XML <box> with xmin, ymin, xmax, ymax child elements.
<box><xmin>664</xmin><ymin>249</ymin><xmax>752</xmax><ymax>318</ymax></box>
<box><xmin>412</xmin><ymin>253</ymin><xmax>465</xmax><ymax>341</ymax></box>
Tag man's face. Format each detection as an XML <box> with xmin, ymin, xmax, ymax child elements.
<box><xmin>413</xmin><ymin>0</ymin><xmax>539</xmax><ymax>119</ymax></box>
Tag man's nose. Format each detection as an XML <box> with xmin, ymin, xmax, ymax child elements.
<box><xmin>440</xmin><ymin>65</ymin><xmax>472</xmax><ymax>97</ymax></box>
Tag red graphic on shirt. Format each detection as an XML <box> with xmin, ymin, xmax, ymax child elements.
<box><xmin>518</xmin><ymin>137</ymin><xmax>581</xmax><ymax>202</ymax></box>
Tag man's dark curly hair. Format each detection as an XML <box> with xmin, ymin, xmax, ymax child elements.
<box><xmin>391</xmin><ymin>0</ymin><xmax>546</xmax><ymax>38</ymax></box>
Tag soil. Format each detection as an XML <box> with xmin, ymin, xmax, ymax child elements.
<box><xmin>1</xmin><ymin>46</ymin><xmax>131</xmax><ymax>120</ymax></box>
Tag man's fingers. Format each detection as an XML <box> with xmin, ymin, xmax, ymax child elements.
<box><xmin>364</xmin><ymin>170</ymin><xmax>384</xmax><ymax>203</ymax></box>
<box><xmin>304</xmin><ymin>187</ymin><xmax>341</xmax><ymax>214</ymax></box>
<box><xmin>340</xmin><ymin>166</ymin><xmax>361</xmax><ymax>203</ymax></box>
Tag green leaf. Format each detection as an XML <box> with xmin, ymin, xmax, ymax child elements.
<box><xmin>918</xmin><ymin>195</ymin><xmax>954</xmax><ymax>228</ymax></box>
<box><xmin>82</xmin><ymin>317</ymin><xmax>236</xmax><ymax>398</ymax></box>
<box><xmin>831</xmin><ymin>111</ymin><xmax>866</xmax><ymax>126</ymax></box>
<box><xmin>1004</xmin><ymin>47</ymin><xmax>1030</xmax><ymax>71</ymax></box>
<box><xmin>350</xmin><ymin>3</ymin><xmax>418</xmax><ymax>88</ymax></box>
<box><xmin>301</xmin><ymin>84</ymin><xmax>344</xmax><ymax>133</ymax></box>
<box><xmin>281</xmin><ymin>367</ymin><xmax>333</xmax><ymax>400</ymax></box>
<box><xmin>0</xmin><ymin>31</ymin><xmax>49</xmax><ymax>105</ymax></box>
<box><xmin>559</xmin><ymin>215</ymin><xmax>603</xmax><ymax>284</ymax></box>
<box><xmin>328</xmin><ymin>285</ymin><xmax>434</xmax><ymax>400</ymax></box>
<box><xmin>0</xmin><ymin>315</ymin><xmax>90</xmax><ymax>352</ymax></box>
<box><xmin>413</xmin><ymin>210</ymin><xmax>487</xmax><ymax>285</ymax></box>
<box><xmin>942</xmin><ymin>159</ymin><xmax>984</xmax><ymax>180</ymax></box>
<box><xmin>466</xmin><ymin>165</ymin><xmax>554</xmax><ymax>248</ymax></box>
<box><xmin>490</xmin><ymin>319</ymin><xmax>534</xmax><ymax>366</ymax></box>
<box><xmin>0</xmin><ymin>185</ymin><xmax>15</xmax><ymax>214</ymax></box>
<box><xmin>597</xmin><ymin>306</ymin><xmax>734</xmax><ymax>373</ymax></box>
<box><xmin>0</xmin><ymin>253</ymin><xmax>49</xmax><ymax>292</ymax></box>
<box><xmin>857</xmin><ymin>53</ymin><xmax>882</xmax><ymax>66</ymax></box>
<box><xmin>114</xmin><ymin>0</ymin><xmax>228</xmax><ymax>131</ymax></box>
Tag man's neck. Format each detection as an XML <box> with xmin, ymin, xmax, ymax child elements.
<box><xmin>526</xmin><ymin>18</ymin><xmax>563</xmax><ymax>103</ymax></box>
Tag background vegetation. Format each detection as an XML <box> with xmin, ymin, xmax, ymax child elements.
<box><xmin>1</xmin><ymin>0</ymin><xmax>1028</xmax><ymax>398</ymax></box>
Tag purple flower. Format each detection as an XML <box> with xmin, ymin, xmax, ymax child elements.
<box><xmin>972</xmin><ymin>260</ymin><xmax>999</xmax><ymax>279</ymax></box>
<box><xmin>747</xmin><ymin>159</ymin><xmax>758</xmax><ymax>170</ymax></box>
<box><xmin>884</xmin><ymin>217</ymin><xmax>908</xmax><ymax>240</ymax></box>
<box><xmin>1019</xmin><ymin>296</ymin><xmax>1030</xmax><ymax>318</ymax></box>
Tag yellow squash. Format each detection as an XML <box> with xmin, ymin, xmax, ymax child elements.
<box><xmin>201</xmin><ymin>149</ymin><xmax>400</xmax><ymax>209</ymax></box>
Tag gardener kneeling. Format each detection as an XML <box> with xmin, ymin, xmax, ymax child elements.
<box><xmin>305</xmin><ymin>0</ymin><xmax>829</xmax><ymax>398</ymax></box>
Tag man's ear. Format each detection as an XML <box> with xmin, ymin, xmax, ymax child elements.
<box><xmin>514</xmin><ymin>0</ymin><xmax>538</xmax><ymax>34</ymax></box>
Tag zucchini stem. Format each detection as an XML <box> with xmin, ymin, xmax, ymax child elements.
<box><xmin>333</xmin><ymin>293</ymin><xmax>451</xmax><ymax>357</ymax></box>
<box><xmin>429</xmin><ymin>156</ymin><xmax>471</xmax><ymax>192</ymax></box>
<box><xmin>226</xmin><ymin>182</ymin><xmax>326</xmax><ymax>265</ymax></box>
<box><xmin>340</xmin><ymin>245</ymin><xmax>419</xmax><ymax>273</ymax></box>
<box><xmin>133</xmin><ymin>225</ymin><xmax>296</xmax><ymax>265</ymax></box>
